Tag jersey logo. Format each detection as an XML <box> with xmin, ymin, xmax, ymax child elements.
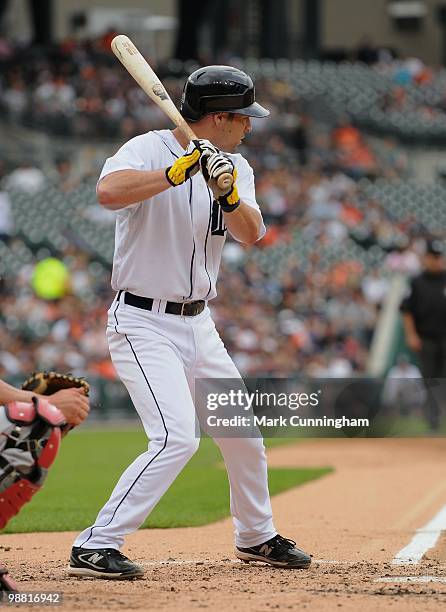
<box><xmin>211</xmin><ymin>201</ymin><xmax>226</xmax><ymax>236</ymax></box>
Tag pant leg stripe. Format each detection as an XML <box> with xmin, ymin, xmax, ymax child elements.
<box><xmin>78</xmin><ymin>323</ymin><xmax>168</xmax><ymax>547</ymax></box>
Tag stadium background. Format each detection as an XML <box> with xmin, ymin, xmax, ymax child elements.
<box><xmin>1</xmin><ymin>1</ymin><xmax>446</xmax><ymax>610</ymax></box>
<box><xmin>1</xmin><ymin>0</ymin><xmax>445</xmax><ymax>418</ymax></box>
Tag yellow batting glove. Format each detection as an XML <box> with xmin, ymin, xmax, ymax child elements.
<box><xmin>165</xmin><ymin>145</ymin><xmax>201</xmax><ymax>187</ymax></box>
<box><xmin>205</xmin><ymin>153</ymin><xmax>240</xmax><ymax>213</ymax></box>
<box><xmin>218</xmin><ymin>169</ymin><xmax>240</xmax><ymax>212</ymax></box>
<box><xmin>165</xmin><ymin>139</ymin><xmax>219</xmax><ymax>187</ymax></box>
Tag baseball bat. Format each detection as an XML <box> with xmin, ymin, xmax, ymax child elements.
<box><xmin>111</xmin><ymin>35</ymin><xmax>233</xmax><ymax>190</ymax></box>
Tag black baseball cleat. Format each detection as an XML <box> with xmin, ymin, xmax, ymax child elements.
<box><xmin>235</xmin><ymin>534</ymin><xmax>311</xmax><ymax>569</ymax></box>
<box><xmin>68</xmin><ymin>547</ymin><xmax>144</xmax><ymax>579</ymax></box>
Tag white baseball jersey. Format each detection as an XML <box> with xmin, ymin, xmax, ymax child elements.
<box><xmin>99</xmin><ymin>129</ymin><xmax>266</xmax><ymax>302</ymax></box>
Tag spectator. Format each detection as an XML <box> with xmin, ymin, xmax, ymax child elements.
<box><xmin>5</xmin><ymin>162</ymin><xmax>46</xmax><ymax>194</ymax></box>
<box><xmin>361</xmin><ymin>268</ymin><xmax>389</xmax><ymax>307</ymax></box>
<box><xmin>355</xmin><ymin>37</ymin><xmax>378</xmax><ymax>65</ymax></box>
<box><xmin>0</xmin><ymin>189</ymin><xmax>13</xmax><ymax>242</ymax></box>
<box><xmin>382</xmin><ymin>354</ymin><xmax>425</xmax><ymax>416</ymax></box>
<box><xmin>385</xmin><ymin>240</ymin><xmax>421</xmax><ymax>275</ymax></box>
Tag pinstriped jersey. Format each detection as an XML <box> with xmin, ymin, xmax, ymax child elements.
<box><xmin>98</xmin><ymin>129</ymin><xmax>265</xmax><ymax>302</ymax></box>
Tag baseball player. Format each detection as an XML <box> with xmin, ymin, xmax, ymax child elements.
<box><xmin>69</xmin><ymin>66</ymin><xmax>311</xmax><ymax>579</ymax></box>
<box><xmin>0</xmin><ymin>377</ymin><xmax>89</xmax><ymax>590</ymax></box>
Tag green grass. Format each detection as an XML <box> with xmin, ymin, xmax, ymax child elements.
<box><xmin>4</xmin><ymin>430</ymin><xmax>331</xmax><ymax>533</ymax></box>
<box><xmin>369</xmin><ymin>415</ymin><xmax>446</xmax><ymax>437</ymax></box>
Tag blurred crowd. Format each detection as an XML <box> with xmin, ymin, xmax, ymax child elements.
<box><xmin>354</xmin><ymin>38</ymin><xmax>446</xmax><ymax>138</ymax></box>
<box><xmin>0</xmin><ymin>244</ymin><xmax>112</xmax><ymax>380</ymax></box>
<box><xmin>0</xmin><ymin>34</ymin><xmax>178</xmax><ymax>139</ymax></box>
<box><xmin>0</xmin><ymin>39</ymin><xmax>438</xmax><ymax>382</ymax></box>
<box><xmin>0</xmin><ymin>236</ymin><xmax>388</xmax><ymax>380</ymax></box>
<box><xmin>2</xmin><ymin>35</ymin><xmax>446</xmax><ymax>141</ymax></box>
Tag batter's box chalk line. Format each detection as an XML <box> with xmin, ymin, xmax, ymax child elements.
<box><xmin>392</xmin><ymin>503</ymin><xmax>446</xmax><ymax>566</ymax></box>
<box><xmin>141</xmin><ymin>559</ymin><xmax>235</xmax><ymax>567</ymax></box>
<box><xmin>140</xmin><ymin>559</ymin><xmax>353</xmax><ymax>567</ymax></box>
<box><xmin>375</xmin><ymin>576</ymin><xmax>446</xmax><ymax>584</ymax></box>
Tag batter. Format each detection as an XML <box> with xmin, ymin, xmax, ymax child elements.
<box><xmin>69</xmin><ymin>66</ymin><xmax>311</xmax><ymax>578</ymax></box>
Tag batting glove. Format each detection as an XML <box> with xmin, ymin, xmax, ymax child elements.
<box><xmin>204</xmin><ymin>152</ymin><xmax>240</xmax><ymax>213</ymax></box>
<box><xmin>166</xmin><ymin>139</ymin><xmax>219</xmax><ymax>187</ymax></box>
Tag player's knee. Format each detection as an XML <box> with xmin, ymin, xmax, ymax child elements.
<box><xmin>169</xmin><ymin>433</ymin><xmax>200</xmax><ymax>458</ymax></box>
<box><xmin>214</xmin><ymin>435</ymin><xmax>265</xmax><ymax>455</ymax></box>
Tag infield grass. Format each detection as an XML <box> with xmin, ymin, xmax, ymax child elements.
<box><xmin>4</xmin><ymin>429</ymin><xmax>330</xmax><ymax>533</ymax></box>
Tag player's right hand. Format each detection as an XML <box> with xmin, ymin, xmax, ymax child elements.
<box><xmin>166</xmin><ymin>139</ymin><xmax>219</xmax><ymax>187</ymax></box>
<box><xmin>203</xmin><ymin>152</ymin><xmax>240</xmax><ymax>213</ymax></box>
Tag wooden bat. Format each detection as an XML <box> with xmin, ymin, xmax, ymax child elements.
<box><xmin>111</xmin><ymin>34</ymin><xmax>233</xmax><ymax>190</ymax></box>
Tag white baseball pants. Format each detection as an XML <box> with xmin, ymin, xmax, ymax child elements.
<box><xmin>74</xmin><ymin>294</ymin><xmax>276</xmax><ymax>550</ymax></box>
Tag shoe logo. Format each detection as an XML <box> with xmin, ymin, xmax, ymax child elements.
<box><xmin>259</xmin><ymin>544</ymin><xmax>273</xmax><ymax>556</ymax></box>
<box><xmin>78</xmin><ymin>552</ymin><xmax>104</xmax><ymax>568</ymax></box>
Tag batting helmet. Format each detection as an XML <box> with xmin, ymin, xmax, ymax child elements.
<box><xmin>180</xmin><ymin>65</ymin><xmax>270</xmax><ymax>122</ymax></box>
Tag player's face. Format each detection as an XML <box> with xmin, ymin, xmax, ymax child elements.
<box><xmin>217</xmin><ymin>113</ymin><xmax>252</xmax><ymax>152</ymax></box>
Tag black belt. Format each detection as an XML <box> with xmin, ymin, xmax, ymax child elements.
<box><xmin>121</xmin><ymin>291</ymin><xmax>205</xmax><ymax>317</ymax></box>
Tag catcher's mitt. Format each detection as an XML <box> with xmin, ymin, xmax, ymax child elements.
<box><xmin>21</xmin><ymin>371</ymin><xmax>90</xmax><ymax>397</ymax></box>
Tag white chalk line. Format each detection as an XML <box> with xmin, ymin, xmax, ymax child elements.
<box><xmin>140</xmin><ymin>559</ymin><xmax>354</xmax><ymax>567</ymax></box>
<box><xmin>375</xmin><ymin>576</ymin><xmax>446</xmax><ymax>584</ymax></box>
<box><xmin>392</xmin><ymin>503</ymin><xmax>446</xmax><ymax>566</ymax></box>
<box><xmin>140</xmin><ymin>559</ymin><xmax>446</xmax><ymax>585</ymax></box>
<box><xmin>141</xmin><ymin>560</ymin><xmax>225</xmax><ymax>567</ymax></box>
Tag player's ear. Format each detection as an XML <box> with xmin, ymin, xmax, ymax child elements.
<box><xmin>213</xmin><ymin>113</ymin><xmax>226</xmax><ymax>127</ymax></box>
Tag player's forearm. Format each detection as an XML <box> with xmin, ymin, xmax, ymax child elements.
<box><xmin>0</xmin><ymin>379</ymin><xmax>36</xmax><ymax>405</ymax></box>
<box><xmin>97</xmin><ymin>169</ymin><xmax>171</xmax><ymax>210</ymax></box>
<box><xmin>223</xmin><ymin>202</ymin><xmax>262</xmax><ymax>245</ymax></box>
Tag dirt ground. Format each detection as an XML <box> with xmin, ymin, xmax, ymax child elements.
<box><xmin>2</xmin><ymin>438</ymin><xmax>446</xmax><ymax>611</ymax></box>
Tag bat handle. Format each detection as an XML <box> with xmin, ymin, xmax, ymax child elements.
<box><xmin>217</xmin><ymin>173</ymin><xmax>234</xmax><ymax>190</ymax></box>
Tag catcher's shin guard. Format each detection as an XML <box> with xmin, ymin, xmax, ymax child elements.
<box><xmin>0</xmin><ymin>479</ymin><xmax>40</xmax><ymax>530</ymax></box>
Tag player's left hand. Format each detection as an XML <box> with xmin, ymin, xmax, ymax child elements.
<box><xmin>166</xmin><ymin>139</ymin><xmax>219</xmax><ymax>187</ymax></box>
<box><xmin>21</xmin><ymin>371</ymin><xmax>90</xmax><ymax>427</ymax></box>
<box><xmin>204</xmin><ymin>153</ymin><xmax>240</xmax><ymax>213</ymax></box>
<box><xmin>48</xmin><ymin>388</ymin><xmax>90</xmax><ymax>426</ymax></box>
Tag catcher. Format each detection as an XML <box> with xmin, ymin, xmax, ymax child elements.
<box><xmin>0</xmin><ymin>373</ymin><xmax>89</xmax><ymax>590</ymax></box>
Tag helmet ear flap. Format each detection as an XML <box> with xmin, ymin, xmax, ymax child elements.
<box><xmin>180</xmin><ymin>80</ymin><xmax>204</xmax><ymax>121</ymax></box>
<box><xmin>180</xmin><ymin>97</ymin><xmax>202</xmax><ymax>122</ymax></box>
